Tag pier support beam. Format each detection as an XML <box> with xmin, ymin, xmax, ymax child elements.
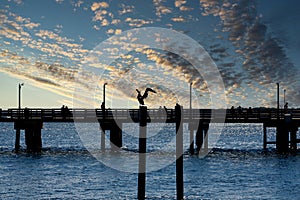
<box><xmin>203</xmin><ymin>124</ymin><xmax>209</xmax><ymax>154</ymax></box>
<box><xmin>25</xmin><ymin>127</ymin><xmax>42</xmax><ymax>152</ymax></box>
<box><xmin>188</xmin><ymin>123</ymin><xmax>196</xmax><ymax>155</ymax></box>
<box><xmin>15</xmin><ymin>128</ymin><xmax>21</xmax><ymax>152</ymax></box>
<box><xmin>290</xmin><ymin>127</ymin><xmax>298</xmax><ymax>152</ymax></box>
<box><xmin>101</xmin><ymin>129</ymin><xmax>105</xmax><ymax>152</ymax></box>
<box><xmin>276</xmin><ymin>123</ymin><xmax>289</xmax><ymax>153</ymax></box>
<box><xmin>195</xmin><ymin>126</ymin><xmax>203</xmax><ymax>153</ymax></box>
<box><xmin>14</xmin><ymin>120</ymin><xmax>43</xmax><ymax>153</ymax></box>
<box><xmin>110</xmin><ymin>124</ymin><xmax>122</xmax><ymax>150</ymax></box>
<box><xmin>263</xmin><ymin>124</ymin><xmax>267</xmax><ymax>150</ymax></box>
<box><xmin>189</xmin><ymin>129</ymin><xmax>194</xmax><ymax>155</ymax></box>
<box><xmin>175</xmin><ymin>104</ymin><xmax>184</xmax><ymax>200</ymax></box>
<box><xmin>138</xmin><ymin>105</ymin><xmax>147</xmax><ymax>200</ymax></box>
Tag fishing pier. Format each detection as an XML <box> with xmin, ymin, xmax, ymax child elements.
<box><xmin>0</xmin><ymin>106</ymin><xmax>299</xmax><ymax>153</ymax></box>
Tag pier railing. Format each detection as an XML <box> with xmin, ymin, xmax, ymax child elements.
<box><xmin>1</xmin><ymin>108</ymin><xmax>300</xmax><ymax>124</ymax></box>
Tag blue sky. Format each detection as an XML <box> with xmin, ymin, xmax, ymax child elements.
<box><xmin>0</xmin><ymin>0</ymin><xmax>299</xmax><ymax>109</ymax></box>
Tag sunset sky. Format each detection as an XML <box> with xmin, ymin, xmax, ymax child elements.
<box><xmin>1</xmin><ymin>0</ymin><xmax>299</xmax><ymax>109</ymax></box>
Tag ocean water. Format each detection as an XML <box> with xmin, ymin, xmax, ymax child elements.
<box><xmin>0</xmin><ymin>122</ymin><xmax>299</xmax><ymax>199</ymax></box>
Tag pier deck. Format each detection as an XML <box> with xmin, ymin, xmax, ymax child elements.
<box><xmin>0</xmin><ymin>107</ymin><xmax>299</xmax><ymax>153</ymax></box>
<box><xmin>1</xmin><ymin>108</ymin><xmax>300</xmax><ymax>125</ymax></box>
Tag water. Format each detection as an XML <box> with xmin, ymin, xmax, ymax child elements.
<box><xmin>0</xmin><ymin>122</ymin><xmax>299</xmax><ymax>199</ymax></box>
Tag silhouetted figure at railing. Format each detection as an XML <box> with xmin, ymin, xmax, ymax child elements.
<box><xmin>230</xmin><ymin>106</ymin><xmax>235</xmax><ymax>118</ymax></box>
<box><xmin>24</xmin><ymin>107</ymin><xmax>29</xmax><ymax>119</ymax></box>
<box><xmin>284</xmin><ymin>102</ymin><xmax>288</xmax><ymax>113</ymax></box>
<box><xmin>136</xmin><ymin>88</ymin><xmax>156</xmax><ymax>105</ymax></box>
<box><xmin>61</xmin><ymin>105</ymin><xmax>70</xmax><ymax>119</ymax></box>
<box><xmin>237</xmin><ymin>106</ymin><xmax>242</xmax><ymax>119</ymax></box>
<box><xmin>158</xmin><ymin>106</ymin><xmax>163</xmax><ymax>118</ymax></box>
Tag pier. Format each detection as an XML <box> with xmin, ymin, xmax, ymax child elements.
<box><xmin>0</xmin><ymin>107</ymin><xmax>299</xmax><ymax>153</ymax></box>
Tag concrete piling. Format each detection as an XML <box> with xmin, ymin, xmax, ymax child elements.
<box><xmin>263</xmin><ymin>124</ymin><xmax>267</xmax><ymax>150</ymax></box>
<box><xmin>15</xmin><ymin>128</ymin><xmax>21</xmax><ymax>152</ymax></box>
<box><xmin>138</xmin><ymin>105</ymin><xmax>147</xmax><ymax>200</ymax></box>
<box><xmin>175</xmin><ymin>104</ymin><xmax>184</xmax><ymax>200</ymax></box>
<box><xmin>14</xmin><ymin>120</ymin><xmax>43</xmax><ymax>152</ymax></box>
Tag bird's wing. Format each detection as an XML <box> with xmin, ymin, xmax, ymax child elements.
<box><xmin>145</xmin><ymin>87</ymin><xmax>156</xmax><ymax>94</ymax></box>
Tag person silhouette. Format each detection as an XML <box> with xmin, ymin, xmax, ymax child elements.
<box><xmin>284</xmin><ymin>102</ymin><xmax>288</xmax><ymax>113</ymax></box>
<box><xmin>136</xmin><ymin>88</ymin><xmax>156</xmax><ymax>105</ymax></box>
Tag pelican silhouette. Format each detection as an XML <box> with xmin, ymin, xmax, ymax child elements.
<box><xmin>136</xmin><ymin>88</ymin><xmax>156</xmax><ymax>105</ymax></box>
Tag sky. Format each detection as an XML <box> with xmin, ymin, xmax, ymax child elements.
<box><xmin>0</xmin><ymin>0</ymin><xmax>300</xmax><ymax>109</ymax></box>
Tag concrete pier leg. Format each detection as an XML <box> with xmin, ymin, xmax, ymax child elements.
<box><xmin>203</xmin><ymin>124</ymin><xmax>209</xmax><ymax>154</ymax></box>
<box><xmin>25</xmin><ymin>128</ymin><xmax>32</xmax><ymax>150</ymax></box>
<box><xmin>263</xmin><ymin>124</ymin><xmax>267</xmax><ymax>150</ymax></box>
<box><xmin>110</xmin><ymin>125</ymin><xmax>122</xmax><ymax>150</ymax></box>
<box><xmin>14</xmin><ymin>120</ymin><xmax>43</xmax><ymax>153</ymax></box>
<box><xmin>276</xmin><ymin>123</ymin><xmax>289</xmax><ymax>153</ymax></box>
<box><xmin>15</xmin><ymin>128</ymin><xmax>21</xmax><ymax>152</ymax></box>
<box><xmin>138</xmin><ymin>106</ymin><xmax>147</xmax><ymax>200</ymax></box>
<box><xmin>189</xmin><ymin>128</ymin><xmax>194</xmax><ymax>155</ymax></box>
<box><xmin>101</xmin><ymin>129</ymin><xmax>105</xmax><ymax>152</ymax></box>
<box><xmin>290</xmin><ymin>127</ymin><xmax>298</xmax><ymax>151</ymax></box>
<box><xmin>196</xmin><ymin>126</ymin><xmax>203</xmax><ymax>153</ymax></box>
<box><xmin>33</xmin><ymin>128</ymin><xmax>42</xmax><ymax>152</ymax></box>
<box><xmin>25</xmin><ymin>128</ymin><xmax>42</xmax><ymax>152</ymax></box>
<box><xmin>175</xmin><ymin>104</ymin><xmax>184</xmax><ymax>200</ymax></box>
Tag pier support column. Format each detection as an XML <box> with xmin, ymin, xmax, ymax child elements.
<box><xmin>175</xmin><ymin>104</ymin><xmax>184</xmax><ymax>200</ymax></box>
<box><xmin>14</xmin><ymin>120</ymin><xmax>43</xmax><ymax>153</ymax></box>
<box><xmin>196</xmin><ymin>125</ymin><xmax>203</xmax><ymax>153</ymax></box>
<box><xmin>290</xmin><ymin>127</ymin><xmax>298</xmax><ymax>152</ymax></box>
<box><xmin>189</xmin><ymin>129</ymin><xmax>194</xmax><ymax>155</ymax></box>
<box><xmin>188</xmin><ymin>123</ymin><xmax>194</xmax><ymax>155</ymax></box>
<box><xmin>101</xmin><ymin>129</ymin><xmax>105</xmax><ymax>152</ymax></box>
<box><xmin>276</xmin><ymin>123</ymin><xmax>289</xmax><ymax>153</ymax></box>
<box><xmin>263</xmin><ymin>124</ymin><xmax>267</xmax><ymax>150</ymax></box>
<box><xmin>138</xmin><ymin>105</ymin><xmax>147</xmax><ymax>200</ymax></box>
<box><xmin>15</xmin><ymin>128</ymin><xmax>21</xmax><ymax>152</ymax></box>
<box><xmin>203</xmin><ymin>123</ymin><xmax>209</xmax><ymax>154</ymax></box>
<box><xmin>25</xmin><ymin>127</ymin><xmax>42</xmax><ymax>152</ymax></box>
<box><xmin>110</xmin><ymin>124</ymin><xmax>122</xmax><ymax>150</ymax></box>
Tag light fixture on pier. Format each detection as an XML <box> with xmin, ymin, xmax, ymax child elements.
<box><xmin>18</xmin><ymin>83</ymin><xmax>24</xmax><ymax>109</ymax></box>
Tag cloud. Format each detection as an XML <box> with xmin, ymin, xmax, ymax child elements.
<box><xmin>171</xmin><ymin>16</ymin><xmax>185</xmax><ymax>22</ymax></box>
<box><xmin>2</xmin><ymin>0</ymin><xmax>300</xmax><ymax>108</ymax></box>
<box><xmin>199</xmin><ymin>0</ymin><xmax>300</xmax><ymax>107</ymax></box>
<box><xmin>91</xmin><ymin>2</ymin><xmax>109</xmax><ymax>12</ymax></box>
<box><xmin>153</xmin><ymin>0</ymin><xmax>173</xmax><ymax>17</ymax></box>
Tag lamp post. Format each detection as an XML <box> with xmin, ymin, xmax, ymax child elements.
<box><xmin>283</xmin><ymin>89</ymin><xmax>286</xmax><ymax>105</ymax></box>
<box><xmin>189</xmin><ymin>82</ymin><xmax>194</xmax><ymax>155</ymax></box>
<box><xmin>276</xmin><ymin>82</ymin><xmax>279</xmax><ymax>120</ymax></box>
<box><xmin>190</xmin><ymin>82</ymin><xmax>192</xmax><ymax>110</ymax></box>
<box><xmin>18</xmin><ymin>83</ymin><xmax>24</xmax><ymax>109</ymax></box>
<box><xmin>15</xmin><ymin>83</ymin><xmax>24</xmax><ymax>152</ymax></box>
<box><xmin>103</xmin><ymin>83</ymin><xmax>108</xmax><ymax>109</ymax></box>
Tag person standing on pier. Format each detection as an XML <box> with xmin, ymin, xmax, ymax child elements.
<box><xmin>284</xmin><ymin>102</ymin><xmax>288</xmax><ymax>113</ymax></box>
<box><xmin>61</xmin><ymin>105</ymin><xmax>66</xmax><ymax>119</ymax></box>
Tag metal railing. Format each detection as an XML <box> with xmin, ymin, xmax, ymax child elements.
<box><xmin>0</xmin><ymin>108</ymin><xmax>299</xmax><ymax>123</ymax></box>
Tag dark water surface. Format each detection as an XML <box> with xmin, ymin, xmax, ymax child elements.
<box><xmin>0</xmin><ymin>122</ymin><xmax>299</xmax><ymax>199</ymax></box>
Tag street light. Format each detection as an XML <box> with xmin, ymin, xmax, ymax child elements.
<box><xmin>190</xmin><ymin>82</ymin><xmax>192</xmax><ymax>110</ymax></box>
<box><xmin>283</xmin><ymin>89</ymin><xmax>286</xmax><ymax>105</ymax></box>
<box><xmin>18</xmin><ymin>83</ymin><xmax>24</xmax><ymax>109</ymax></box>
<box><xmin>276</xmin><ymin>82</ymin><xmax>279</xmax><ymax>120</ymax></box>
<box><xmin>103</xmin><ymin>83</ymin><xmax>108</xmax><ymax>109</ymax></box>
